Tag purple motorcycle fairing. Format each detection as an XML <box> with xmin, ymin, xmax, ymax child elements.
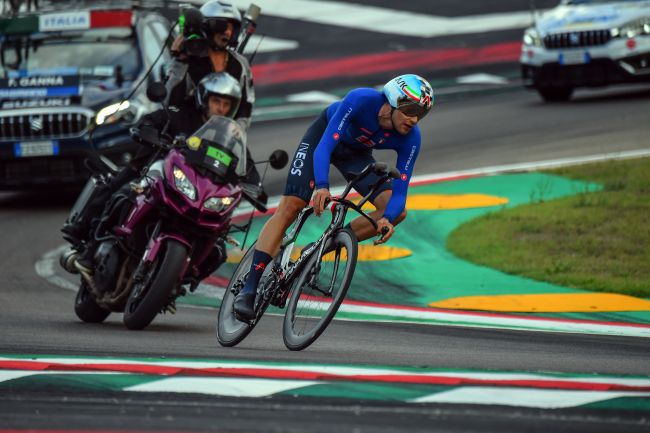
<box><xmin>116</xmin><ymin>149</ymin><xmax>242</xmax><ymax>267</ymax></box>
<box><xmin>162</xmin><ymin>149</ymin><xmax>242</xmax><ymax>228</ymax></box>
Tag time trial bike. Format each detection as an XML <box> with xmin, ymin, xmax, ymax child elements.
<box><xmin>216</xmin><ymin>162</ymin><xmax>399</xmax><ymax>350</ymax></box>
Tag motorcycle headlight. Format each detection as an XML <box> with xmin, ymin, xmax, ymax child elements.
<box><xmin>172</xmin><ymin>166</ymin><xmax>196</xmax><ymax>200</ymax></box>
<box><xmin>523</xmin><ymin>27</ymin><xmax>542</xmax><ymax>47</ymax></box>
<box><xmin>203</xmin><ymin>196</ymin><xmax>234</xmax><ymax>213</ymax></box>
<box><xmin>95</xmin><ymin>100</ymin><xmax>144</xmax><ymax>126</ymax></box>
<box><xmin>614</xmin><ymin>17</ymin><xmax>650</xmax><ymax>38</ymax></box>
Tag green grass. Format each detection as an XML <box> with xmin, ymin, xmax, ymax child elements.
<box><xmin>447</xmin><ymin>157</ymin><xmax>650</xmax><ymax>298</ymax></box>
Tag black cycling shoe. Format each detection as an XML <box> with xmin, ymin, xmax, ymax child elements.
<box><xmin>233</xmin><ymin>292</ymin><xmax>256</xmax><ymax>321</ymax></box>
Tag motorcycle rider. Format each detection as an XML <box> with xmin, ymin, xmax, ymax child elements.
<box><xmin>233</xmin><ymin>74</ymin><xmax>434</xmax><ymax>320</ymax></box>
<box><xmin>62</xmin><ymin>72</ymin><xmax>253</xmax><ymax>274</ymax></box>
<box><xmin>166</xmin><ymin>0</ymin><xmax>255</xmax><ymax>131</ymax></box>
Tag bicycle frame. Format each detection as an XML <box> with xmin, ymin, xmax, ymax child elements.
<box><xmin>260</xmin><ymin>165</ymin><xmax>394</xmax><ymax>310</ymax></box>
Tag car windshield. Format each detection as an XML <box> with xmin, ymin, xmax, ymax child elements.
<box><xmin>562</xmin><ymin>0</ymin><xmax>645</xmax><ymax>4</ymax></box>
<box><xmin>189</xmin><ymin>116</ymin><xmax>247</xmax><ymax>177</ymax></box>
<box><xmin>0</xmin><ymin>28</ymin><xmax>140</xmax><ymax>79</ymax></box>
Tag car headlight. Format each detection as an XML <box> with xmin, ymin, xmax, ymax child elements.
<box><xmin>95</xmin><ymin>100</ymin><xmax>144</xmax><ymax>126</ymax></box>
<box><xmin>523</xmin><ymin>27</ymin><xmax>542</xmax><ymax>47</ymax></box>
<box><xmin>613</xmin><ymin>17</ymin><xmax>650</xmax><ymax>38</ymax></box>
<box><xmin>172</xmin><ymin>166</ymin><xmax>196</xmax><ymax>200</ymax></box>
<box><xmin>203</xmin><ymin>196</ymin><xmax>235</xmax><ymax>213</ymax></box>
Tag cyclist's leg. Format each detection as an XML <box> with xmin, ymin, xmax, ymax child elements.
<box><xmin>234</xmin><ymin>111</ymin><xmax>326</xmax><ymax>319</ymax></box>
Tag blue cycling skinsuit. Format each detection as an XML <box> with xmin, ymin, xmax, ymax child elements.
<box><xmin>284</xmin><ymin>87</ymin><xmax>421</xmax><ymax>223</ymax></box>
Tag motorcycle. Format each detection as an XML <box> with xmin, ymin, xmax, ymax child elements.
<box><xmin>60</xmin><ymin>84</ymin><xmax>288</xmax><ymax>330</ymax></box>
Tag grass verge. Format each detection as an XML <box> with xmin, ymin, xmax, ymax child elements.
<box><xmin>447</xmin><ymin>157</ymin><xmax>650</xmax><ymax>298</ymax></box>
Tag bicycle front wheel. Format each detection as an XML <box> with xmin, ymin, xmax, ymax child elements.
<box><xmin>283</xmin><ymin>228</ymin><xmax>358</xmax><ymax>351</ymax></box>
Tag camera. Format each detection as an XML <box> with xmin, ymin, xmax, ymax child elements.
<box><xmin>179</xmin><ymin>6</ymin><xmax>209</xmax><ymax>57</ymax></box>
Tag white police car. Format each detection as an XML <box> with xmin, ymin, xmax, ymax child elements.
<box><xmin>521</xmin><ymin>0</ymin><xmax>650</xmax><ymax>101</ymax></box>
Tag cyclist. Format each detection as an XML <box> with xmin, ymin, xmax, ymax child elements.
<box><xmin>233</xmin><ymin>74</ymin><xmax>434</xmax><ymax>320</ymax></box>
<box><xmin>166</xmin><ymin>0</ymin><xmax>255</xmax><ymax>131</ymax></box>
<box><xmin>63</xmin><ymin>73</ymin><xmax>250</xmax><ymax>273</ymax></box>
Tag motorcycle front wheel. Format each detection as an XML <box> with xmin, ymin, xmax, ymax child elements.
<box><xmin>123</xmin><ymin>240</ymin><xmax>188</xmax><ymax>330</ymax></box>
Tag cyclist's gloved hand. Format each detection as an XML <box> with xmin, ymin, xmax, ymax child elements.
<box><xmin>313</xmin><ymin>188</ymin><xmax>331</xmax><ymax>217</ymax></box>
<box><xmin>374</xmin><ymin>217</ymin><xmax>394</xmax><ymax>245</ymax></box>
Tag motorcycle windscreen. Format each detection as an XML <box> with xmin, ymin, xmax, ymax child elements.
<box><xmin>186</xmin><ymin>139</ymin><xmax>239</xmax><ymax>181</ymax></box>
<box><xmin>186</xmin><ymin>116</ymin><xmax>247</xmax><ymax>177</ymax></box>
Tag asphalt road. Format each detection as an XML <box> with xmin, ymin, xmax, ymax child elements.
<box><xmin>1</xmin><ymin>86</ymin><xmax>650</xmax><ymax>432</ymax></box>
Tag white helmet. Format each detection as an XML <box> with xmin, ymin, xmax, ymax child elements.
<box><xmin>200</xmin><ymin>0</ymin><xmax>242</xmax><ymax>48</ymax></box>
<box><xmin>383</xmin><ymin>74</ymin><xmax>434</xmax><ymax>120</ymax></box>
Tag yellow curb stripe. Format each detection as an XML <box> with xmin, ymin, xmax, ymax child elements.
<box><xmin>355</xmin><ymin>194</ymin><xmax>508</xmax><ymax>210</ymax></box>
<box><xmin>429</xmin><ymin>293</ymin><xmax>650</xmax><ymax>313</ymax></box>
<box><xmin>226</xmin><ymin>245</ymin><xmax>412</xmax><ymax>263</ymax></box>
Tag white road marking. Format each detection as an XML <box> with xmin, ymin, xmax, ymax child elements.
<box><xmin>232</xmin><ymin>0</ymin><xmax>536</xmax><ymax>37</ymax></box>
<box><xmin>456</xmin><ymin>73</ymin><xmax>510</xmax><ymax>85</ymax></box>
<box><xmin>243</xmin><ymin>35</ymin><xmax>298</xmax><ymax>54</ymax></box>
<box><xmin>124</xmin><ymin>377</ymin><xmax>317</xmax><ymax>397</ymax></box>
<box><xmin>286</xmin><ymin>91</ymin><xmax>341</xmax><ymax>104</ymax></box>
<box><xmin>411</xmin><ymin>387</ymin><xmax>650</xmax><ymax>408</ymax></box>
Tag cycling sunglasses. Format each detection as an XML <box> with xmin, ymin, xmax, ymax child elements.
<box><xmin>397</xmin><ymin>102</ymin><xmax>429</xmax><ymax>120</ymax></box>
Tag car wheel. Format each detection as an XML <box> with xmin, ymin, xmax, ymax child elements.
<box><xmin>538</xmin><ymin>86</ymin><xmax>574</xmax><ymax>102</ymax></box>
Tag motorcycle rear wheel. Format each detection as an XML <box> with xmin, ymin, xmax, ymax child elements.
<box><xmin>123</xmin><ymin>240</ymin><xmax>188</xmax><ymax>330</ymax></box>
<box><xmin>74</xmin><ymin>281</ymin><xmax>110</xmax><ymax>323</ymax></box>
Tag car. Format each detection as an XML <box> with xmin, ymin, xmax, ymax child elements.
<box><xmin>0</xmin><ymin>0</ymin><xmax>175</xmax><ymax>189</ymax></box>
<box><xmin>520</xmin><ymin>0</ymin><xmax>650</xmax><ymax>102</ymax></box>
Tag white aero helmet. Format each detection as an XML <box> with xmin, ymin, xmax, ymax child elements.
<box><xmin>200</xmin><ymin>0</ymin><xmax>242</xmax><ymax>47</ymax></box>
<box><xmin>383</xmin><ymin>74</ymin><xmax>434</xmax><ymax>120</ymax></box>
<box><xmin>195</xmin><ymin>72</ymin><xmax>242</xmax><ymax>118</ymax></box>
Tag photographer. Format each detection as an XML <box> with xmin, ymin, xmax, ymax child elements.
<box><xmin>166</xmin><ymin>0</ymin><xmax>255</xmax><ymax>131</ymax></box>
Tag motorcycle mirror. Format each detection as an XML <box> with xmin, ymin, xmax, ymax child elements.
<box><xmin>269</xmin><ymin>149</ymin><xmax>289</xmax><ymax>170</ymax></box>
<box><xmin>146</xmin><ymin>82</ymin><xmax>167</xmax><ymax>103</ymax></box>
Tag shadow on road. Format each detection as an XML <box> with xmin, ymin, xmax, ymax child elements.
<box><xmin>0</xmin><ymin>188</ymin><xmax>80</xmax><ymax>210</ymax></box>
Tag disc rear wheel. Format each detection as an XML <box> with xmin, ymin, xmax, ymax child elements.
<box><xmin>217</xmin><ymin>242</ymin><xmax>267</xmax><ymax>347</ymax></box>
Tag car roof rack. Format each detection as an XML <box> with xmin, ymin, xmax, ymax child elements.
<box><xmin>2</xmin><ymin>0</ymin><xmax>205</xmax><ymax>16</ymax></box>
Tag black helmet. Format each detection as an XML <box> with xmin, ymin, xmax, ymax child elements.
<box><xmin>195</xmin><ymin>72</ymin><xmax>242</xmax><ymax>118</ymax></box>
<box><xmin>200</xmin><ymin>0</ymin><xmax>242</xmax><ymax>48</ymax></box>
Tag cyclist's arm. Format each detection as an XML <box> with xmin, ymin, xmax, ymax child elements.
<box><xmin>313</xmin><ymin>93</ymin><xmax>362</xmax><ymax>190</ymax></box>
<box><xmin>383</xmin><ymin>130</ymin><xmax>421</xmax><ymax>223</ymax></box>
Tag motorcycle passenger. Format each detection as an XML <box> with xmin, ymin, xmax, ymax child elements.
<box><xmin>233</xmin><ymin>74</ymin><xmax>434</xmax><ymax>320</ymax></box>
<box><xmin>166</xmin><ymin>0</ymin><xmax>255</xmax><ymax>131</ymax></box>
<box><xmin>63</xmin><ymin>72</ymin><xmax>250</xmax><ymax>274</ymax></box>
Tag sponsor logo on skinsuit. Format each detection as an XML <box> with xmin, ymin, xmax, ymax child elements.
<box><xmin>405</xmin><ymin>145</ymin><xmax>417</xmax><ymax>172</ymax></box>
<box><xmin>290</xmin><ymin>142</ymin><xmax>310</xmax><ymax>176</ymax></box>
<box><xmin>338</xmin><ymin>107</ymin><xmax>352</xmax><ymax>131</ymax></box>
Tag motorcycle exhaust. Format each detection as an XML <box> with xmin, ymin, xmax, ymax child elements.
<box><xmin>59</xmin><ymin>249</ymin><xmax>80</xmax><ymax>274</ymax></box>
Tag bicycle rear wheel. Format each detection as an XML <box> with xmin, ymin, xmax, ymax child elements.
<box><xmin>216</xmin><ymin>242</ymin><xmax>257</xmax><ymax>347</ymax></box>
<box><xmin>283</xmin><ymin>228</ymin><xmax>357</xmax><ymax>351</ymax></box>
